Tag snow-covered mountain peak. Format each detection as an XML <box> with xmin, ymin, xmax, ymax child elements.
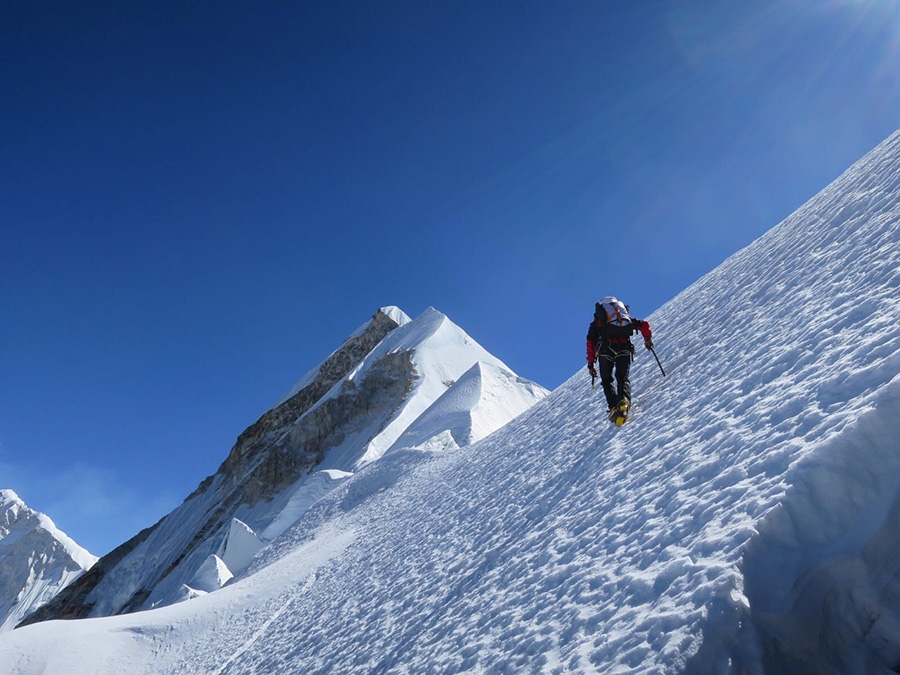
<box><xmin>376</xmin><ymin>305</ymin><xmax>411</xmax><ymax>327</ymax></box>
<box><xmin>334</xmin><ymin>307</ymin><xmax>535</xmax><ymax>466</ymax></box>
<box><xmin>0</xmin><ymin>492</ymin><xmax>95</xmax><ymax>572</ymax></box>
<box><xmin>276</xmin><ymin>306</ymin><xmax>409</xmax><ymax>406</ymax></box>
<box><xmin>355</xmin><ymin>307</ymin><xmax>456</xmax><ymax>357</ymax></box>
<box><xmin>345</xmin><ymin>308</ymin><xmax>501</xmax><ymax>394</ymax></box>
<box><xmin>0</xmin><ymin>491</ymin><xmax>96</xmax><ymax>632</ymax></box>
<box><xmin>0</xmin><ymin>491</ymin><xmax>25</xmax><ymax>526</ymax></box>
<box><xmin>19</xmin><ymin>305</ymin><xmax>546</xmax><ymax>624</ymax></box>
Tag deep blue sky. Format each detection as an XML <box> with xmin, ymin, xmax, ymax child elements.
<box><xmin>3</xmin><ymin>0</ymin><xmax>899</xmax><ymax>555</ymax></box>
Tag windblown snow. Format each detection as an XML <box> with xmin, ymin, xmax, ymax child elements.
<box><xmin>2</xmin><ymin>129</ymin><xmax>900</xmax><ymax>674</ymax></box>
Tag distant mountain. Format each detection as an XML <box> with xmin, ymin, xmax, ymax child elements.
<box><xmin>0</xmin><ymin>490</ymin><xmax>96</xmax><ymax>631</ymax></box>
<box><xmin>22</xmin><ymin>306</ymin><xmax>548</xmax><ymax>623</ymax></box>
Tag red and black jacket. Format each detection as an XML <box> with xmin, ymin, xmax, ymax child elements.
<box><xmin>586</xmin><ymin>316</ymin><xmax>652</xmax><ymax>363</ymax></box>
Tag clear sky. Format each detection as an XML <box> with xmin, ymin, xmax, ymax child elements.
<box><xmin>2</xmin><ymin>0</ymin><xmax>899</xmax><ymax>556</ymax></box>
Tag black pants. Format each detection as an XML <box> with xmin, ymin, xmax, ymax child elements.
<box><xmin>598</xmin><ymin>347</ymin><xmax>632</xmax><ymax>409</ymax></box>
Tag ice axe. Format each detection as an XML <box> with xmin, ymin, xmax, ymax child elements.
<box><xmin>649</xmin><ymin>345</ymin><xmax>666</xmax><ymax>377</ymax></box>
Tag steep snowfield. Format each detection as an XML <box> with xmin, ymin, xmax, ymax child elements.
<box><xmin>1</xmin><ymin>130</ymin><xmax>899</xmax><ymax>674</ymax></box>
<box><xmin>0</xmin><ymin>491</ymin><xmax>96</xmax><ymax>632</ymax></box>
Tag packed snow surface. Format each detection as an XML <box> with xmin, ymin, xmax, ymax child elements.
<box><xmin>2</xmin><ymin>130</ymin><xmax>900</xmax><ymax>673</ymax></box>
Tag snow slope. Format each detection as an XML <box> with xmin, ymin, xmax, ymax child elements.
<box><xmin>2</xmin><ymin>129</ymin><xmax>900</xmax><ymax>673</ymax></box>
<box><xmin>0</xmin><ymin>490</ymin><xmax>96</xmax><ymax>632</ymax></box>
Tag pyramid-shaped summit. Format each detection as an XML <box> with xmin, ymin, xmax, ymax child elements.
<box><xmin>21</xmin><ymin>306</ymin><xmax>547</xmax><ymax>624</ymax></box>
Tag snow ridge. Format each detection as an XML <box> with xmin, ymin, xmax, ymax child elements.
<box><xmin>276</xmin><ymin>306</ymin><xmax>412</xmax><ymax>406</ymax></box>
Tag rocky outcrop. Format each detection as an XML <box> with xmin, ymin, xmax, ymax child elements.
<box><xmin>202</xmin><ymin>306</ymin><xmax>405</xmax><ymax>500</ymax></box>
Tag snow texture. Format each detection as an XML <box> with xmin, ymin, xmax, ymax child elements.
<box><xmin>2</xmin><ymin>130</ymin><xmax>900</xmax><ymax>673</ymax></box>
<box><xmin>216</xmin><ymin>519</ymin><xmax>264</xmax><ymax>578</ymax></box>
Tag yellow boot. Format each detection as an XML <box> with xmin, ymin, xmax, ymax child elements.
<box><xmin>613</xmin><ymin>398</ymin><xmax>630</xmax><ymax>426</ymax></box>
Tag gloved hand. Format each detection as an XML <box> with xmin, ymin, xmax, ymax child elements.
<box><xmin>644</xmin><ymin>338</ymin><xmax>654</xmax><ymax>351</ymax></box>
<box><xmin>588</xmin><ymin>363</ymin><xmax>597</xmax><ymax>378</ymax></box>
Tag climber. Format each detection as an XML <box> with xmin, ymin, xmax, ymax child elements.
<box><xmin>586</xmin><ymin>296</ymin><xmax>653</xmax><ymax>426</ymax></box>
